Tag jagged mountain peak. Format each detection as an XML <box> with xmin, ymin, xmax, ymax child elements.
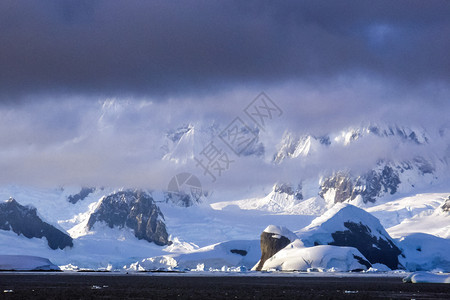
<box><xmin>162</xmin><ymin>121</ymin><xmax>265</xmax><ymax>163</ymax></box>
<box><xmin>166</xmin><ymin>123</ymin><xmax>194</xmax><ymax>143</ymax></box>
<box><xmin>273</xmin><ymin>131</ymin><xmax>326</xmax><ymax>163</ymax></box>
<box><xmin>273</xmin><ymin>182</ymin><xmax>303</xmax><ymax>201</ymax></box>
<box><xmin>333</xmin><ymin>123</ymin><xmax>429</xmax><ymax>146</ymax></box>
<box><xmin>162</xmin><ymin>124</ymin><xmax>196</xmax><ymax>164</ymax></box>
<box><xmin>317</xmin><ymin>155</ymin><xmax>442</xmax><ymax>205</ymax></box>
<box><xmin>273</xmin><ymin>123</ymin><xmax>432</xmax><ymax>166</ymax></box>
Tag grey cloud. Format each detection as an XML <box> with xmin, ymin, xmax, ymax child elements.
<box><xmin>1</xmin><ymin>1</ymin><xmax>450</xmax><ymax>191</ymax></box>
<box><xmin>0</xmin><ymin>0</ymin><xmax>449</xmax><ymax>100</ymax></box>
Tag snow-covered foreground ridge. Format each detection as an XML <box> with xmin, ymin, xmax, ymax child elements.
<box><xmin>0</xmin><ymin>187</ymin><xmax>448</xmax><ymax>275</ymax></box>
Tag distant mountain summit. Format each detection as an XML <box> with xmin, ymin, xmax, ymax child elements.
<box><xmin>162</xmin><ymin>122</ymin><xmax>264</xmax><ymax>164</ymax></box>
<box><xmin>319</xmin><ymin>157</ymin><xmax>438</xmax><ymax>204</ymax></box>
<box><xmin>270</xmin><ymin>123</ymin><xmax>446</xmax><ymax>205</ymax></box>
<box><xmin>273</xmin><ymin>124</ymin><xmax>430</xmax><ymax>164</ymax></box>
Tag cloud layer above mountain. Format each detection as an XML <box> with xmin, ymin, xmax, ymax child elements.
<box><xmin>0</xmin><ymin>1</ymin><xmax>449</xmax><ymax>190</ymax></box>
<box><xmin>1</xmin><ymin>0</ymin><xmax>449</xmax><ymax>98</ymax></box>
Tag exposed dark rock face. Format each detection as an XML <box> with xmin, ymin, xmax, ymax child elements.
<box><xmin>320</xmin><ymin>165</ymin><xmax>402</xmax><ymax>204</ymax></box>
<box><xmin>87</xmin><ymin>190</ymin><xmax>171</xmax><ymax>246</ymax></box>
<box><xmin>413</xmin><ymin>157</ymin><xmax>435</xmax><ymax>174</ymax></box>
<box><xmin>353</xmin><ymin>254</ymin><xmax>372</xmax><ymax>270</ymax></box>
<box><xmin>0</xmin><ymin>198</ymin><xmax>73</xmax><ymax>250</ymax></box>
<box><xmin>318</xmin><ymin>135</ymin><xmax>331</xmax><ymax>146</ymax></box>
<box><xmin>255</xmin><ymin>232</ymin><xmax>292</xmax><ymax>271</ymax></box>
<box><xmin>320</xmin><ymin>156</ymin><xmax>436</xmax><ymax>204</ymax></box>
<box><xmin>67</xmin><ymin>187</ymin><xmax>96</xmax><ymax>204</ymax></box>
<box><xmin>328</xmin><ymin>221</ymin><xmax>402</xmax><ymax>270</ymax></box>
<box><xmin>319</xmin><ymin>172</ymin><xmax>354</xmax><ymax>203</ymax></box>
<box><xmin>298</xmin><ymin>204</ymin><xmax>403</xmax><ymax>270</ymax></box>
<box><xmin>442</xmin><ymin>197</ymin><xmax>450</xmax><ymax>212</ymax></box>
<box><xmin>368</xmin><ymin>125</ymin><xmax>428</xmax><ymax>145</ymax></box>
<box><xmin>355</xmin><ymin>166</ymin><xmax>401</xmax><ymax>203</ymax></box>
<box><xmin>274</xmin><ymin>183</ymin><xmax>303</xmax><ymax>200</ymax></box>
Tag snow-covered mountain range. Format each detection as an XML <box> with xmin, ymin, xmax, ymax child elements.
<box><xmin>0</xmin><ymin>123</ymin><xmax>449</xmax><ymax>272</ymax></box>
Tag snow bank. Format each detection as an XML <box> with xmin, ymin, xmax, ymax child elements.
<box><xmin>367</xmin><ymin>193</ymin><xmax>450</xmax><ymax>238</ymax></box>
<box><xmin>260</xmin><ymin>241</ymin><xmax>370</xmax><ymax>272</ymax></box>
<box><xmin>398</xmin><ymin>233</ymin><xmax>450</xmax><ymax>272</ymax></box>
<box><xmin>129</xmin><ymin>240</ymin><xmax>261</xmax><ymax>271</ymax></box>
<box><xmin>0</xmin><ymin>255</ymin><xmax>59</xmax><ymax>271</ymax></box>
<box><xmin>403</xmin><ymin>271</ymin><xmax>450</xmax><ymax>283</ymax></box>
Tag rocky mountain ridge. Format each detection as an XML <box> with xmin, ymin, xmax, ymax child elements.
<box><xmin>87</xmin><ymin>190</ymin><xmax>171</xmax><ymax>246</ymax></box>
<box><xmin>0</xmin><ymin>198</ymin><xmax>73</xmax><ymax>250</ymax></box>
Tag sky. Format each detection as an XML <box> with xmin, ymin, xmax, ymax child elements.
<box><xmin>0</xmin><ymin>0</ymin><xmax>449</xmax><ymax>192</ymax></box>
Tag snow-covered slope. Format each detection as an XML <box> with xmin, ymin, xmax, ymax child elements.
<box><xmin>0</xmin><ymin>255</ymin><xmax>59</xmax><ymax>271</ymax></box>
<box><xmin>0</xmin><ymin>187</ymin><xmax>316</xmax><ymax>270</ymax></box>
<box><xmin>398</xmin><ymin>233</ymin><xmax>450</xmax><ymax>272</ymax></box>
<box><xmin>367</xmin><ymin>193</ymin><xmax>450</xmax><ymax>238</ymax></box>
<box><xmin>0</xmin><ymin>185</ymin><xmax>448</xmax><ymax>272</ymax></box>
<box><xmin>212</xmin><ymin>194</ymin><xmax>327</xmax><ymax>216</ymax></box>
<box><xmin>129</xmin><ymin>240</ymin><xmax>261</xmax><ymax>271</ymax></box>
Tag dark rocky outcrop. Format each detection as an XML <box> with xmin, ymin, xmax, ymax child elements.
<box><xmin>87</xmin><ymin>190</ymin><xmax>171</xmax><ymax>246</ymax></box>
<box><xmin>298</xmin><ymin>204</ymin><xmax>403</xmax><ymax>270</ymax></box>
<box><xmin>320</xmin><ymin>165</ymin><xmax>402</xmax><ymax>204</ymax></box>
<box><xmin>442</xmin><ymin>196</ymin><xmax>450</xmax><ymax>212</ymax></box>
<box><xmin>0</xmin><ymin>198</ymin><xmax>73</xmax><ymax>250</ymax></box>
<box><xmin>320</xmin><ymin>172</ymin><xmax>354</xmax><ymax>203</ymax></box>
<box><xmin>368</xmin><ymin>125</ymin><xmax>429</xmax><ymax>145</ymax></box>
<box><xmin>319</xmin><ymin>157</ymin><xmax>436</xmax><ymax>204</ymax></box>
<box><xmin>329</xmin><ymin>221</ymin><xmax>402</xmax><ymax>270</ymax></box>
<box><xmin>255</xmin><ymin>228</ymin><xmax>294</xmax><ymax>271</ymax></box>
<box><xmin>353</xmin><ymin>254</ymin><xmax>372</xmax><ymax>270</ymax></box>
<box><xmin>274</xmin><ymin>183</ymin><xmax>303</xmax><ymax>200</ymax></box>
<box><xmin>230</xmin><ymin>249</ymin><xmax>247</xmax><ymax>256</ymax></box>
<box><xmin>67</xmin><ymin>187</ymin><xmax>96</xmax><ymax>204</ymax></box>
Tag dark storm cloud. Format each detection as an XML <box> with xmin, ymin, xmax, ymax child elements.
<box><xmin>1</xmin><ymin>0</ymin><xmax>449</xmax><ymax>100</ymax></box>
